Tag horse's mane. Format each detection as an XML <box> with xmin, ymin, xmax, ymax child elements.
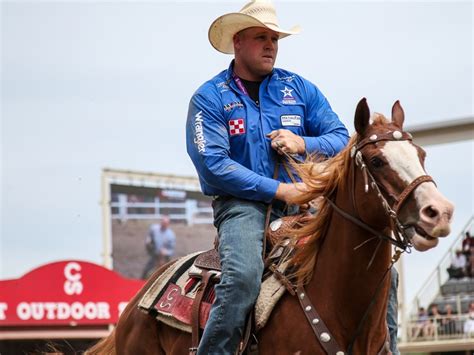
<box><xmin>283</xmin><ymin>115</ymin><xmax>393</xmax><ymax>285</ymax></box>
<box><xmin>282</xmin><ymin>134</ymin><xmax>358</xmax><ymax>285</ymax></box>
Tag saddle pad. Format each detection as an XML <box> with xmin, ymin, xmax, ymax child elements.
<box><xmin>138</xmin><ymin>249</ymin><xmax>289</xmax><ymax>334</ymax></box>
<box><xmin>138</xmin><ymin>251</ymin><xmax>204</xmax><ymax>311</ymax></box>
<box><xmin>254</xmin><ymin>262</ymin><xmax>288</xmax><ymax>330</ymax></box>
<box><xmin>153</xmin><ymin>274</ymin><xmax>287</xmax><ymax>334</ymax></box>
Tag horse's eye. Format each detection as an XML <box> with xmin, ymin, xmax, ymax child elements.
<box><xmin>370</xmin><ymin>156</ymin><xmax>385</xmax><ymax>168</ymax></box>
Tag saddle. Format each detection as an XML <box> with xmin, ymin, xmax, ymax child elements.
<box><xmin>142</xmin><ymin>213</ymin><xmax>307</xmax><ymax>354</ymax></box>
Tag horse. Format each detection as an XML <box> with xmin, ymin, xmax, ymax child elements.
<box><xmin>86</xmin><ymin>98</ymin><xmax>454</xmax><ymax>355</ymax></box>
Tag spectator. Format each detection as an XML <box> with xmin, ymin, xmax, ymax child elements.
<box><xmin>447</xmin><ymin>249</ymin><xmax>467</xmax><ymax>279</ymax></box>
<box><xmin>141</xmin><ymin>216</ymin><xmax>176</xmax><ymax>279</ymax></box>
<box><xmin>442</xmin><ymin>304</ymin><xmax>456</xmax><ymax>336</ymax></box>
<box><xmin>462</xmin><ymin>231</ymin><xmax>474</xmax><ymax>277</ymax></box>
<box><xmin>412</xmin><ymin>307</ymin><xmax>430</xmax><ymax>339</ymax></box>
<box><xmin>425</xmin><ymin>304</ymin><xmax>442</xmax><ymax>338</ymax></box>
<box><xmin>463</xmin><ymin>303</ymin><xmax>474</xmax><ymax>337</ymax></box>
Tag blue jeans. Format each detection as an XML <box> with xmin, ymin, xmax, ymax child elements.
<box><xmin>197</xmin><ymin>198</ymin><xmax>287</xmax><ymax>355</ymax></box>
<box><xmin>387</xmin><ymin>267</ymin><xmax>399</xmax><ymax>355</ymax></box>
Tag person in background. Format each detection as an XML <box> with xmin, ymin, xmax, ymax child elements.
<box><xmin>442</xmin><ymin>304</ymin><xmax>456</xmax><ymax>336</ymax></box>
<box><xmin>463</xmin><ymin>302</ymin><xmax>474</xmax><ymax>337</ymax></box>
<box><xmin>425</xmin><ymin>304</ymin><xmax>442</xmax><ymax>338</ymax></box>
<box><xmin>141</xmin><ymin>215</ymin><xmax>176</xmax><ymax>279</ymax></box>
<box><xmin>447</xmin><ymin>249</ymin><xmax>467</xmax><ymax>279</ymax></box>
<box><xmin>462</xmin><ymin>231</ymin><xmax>474</xmax><ymax>277</ymax></box>
<box><xmin>411</xmin><ymin>307</ymin><xmax>430</xmax><ymax>339</ymax></box>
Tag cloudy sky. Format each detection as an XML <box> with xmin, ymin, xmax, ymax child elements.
<box><xmin>1</xmin><ymin>0</ymin><xmax>473</xmax><ymax>311</ymax></box>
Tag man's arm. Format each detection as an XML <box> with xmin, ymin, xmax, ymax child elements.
<box><xmin>301</xmin><ymin>81</ymin><xmax>350</xmax><ymax>157</ymax></box>
<box><xmin>266</xmin><ymin>80</ymin><xmax>349</xmax><ymax>158</ymax></box>
<box><xmin>186</xmin><ymin>90</ymin><xmax>279</xmax><ymax>203</ymax></box>
<box><xmin>275</xmin><ymin>182</ymin><xmax>308</xmax><ymax>204</ymax></box>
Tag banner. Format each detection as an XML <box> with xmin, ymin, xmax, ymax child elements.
<box><xmin>0</xmin><ymin>260</ymin><xmax>144</xmax><ymax>326</ymax></box>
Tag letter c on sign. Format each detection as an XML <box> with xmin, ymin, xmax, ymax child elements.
<box><xmin>64</xmin><ymin>262</ymin><xmax>83</xmax><ymax>295</ymax></box>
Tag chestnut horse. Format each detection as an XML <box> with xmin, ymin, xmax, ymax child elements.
<box><xmin>87</xmin><ymin>99</ymin><xmax>454</xmax><ymax>354</ymax></box>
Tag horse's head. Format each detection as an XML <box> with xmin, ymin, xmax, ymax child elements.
<box><xmin>352</xmin><ymin>98</ymin><xmax>454</xmax><ymax>251</ymax></box>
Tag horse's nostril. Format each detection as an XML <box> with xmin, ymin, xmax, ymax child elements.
<box><xmin>423</xmin><ymin>205</ymin><xmax>439</xmax><ymax>219</ymax></box>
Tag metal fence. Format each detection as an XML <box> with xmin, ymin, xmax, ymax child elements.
<box><xmin>406</xmin><ymin>313</ymin><xmax>474</xmax><ymax>342</ymax></box>
<box><xmin>110</xmin><ymin>194</ymin><xmax>213</xmax><ymax>225</ymax></box>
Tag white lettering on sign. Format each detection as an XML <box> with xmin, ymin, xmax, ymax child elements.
<box><xmin>64</xmin><ymin>262</ymin><xmax>83</xmax><ymax>295</ymax></box>
<box><xmin>0</xmin><ymin>303</ymin><xmax>7</xmax><ymax>320</ymax></box>
<box><xmin>16</xmin><ymin>302</ymin><xmax>111</xmax><ymax>321</ymax></box>
<box><xmin>118</xmin><ymin>302</ymin><xmax>128</xmax><ymax>316</ymax></box>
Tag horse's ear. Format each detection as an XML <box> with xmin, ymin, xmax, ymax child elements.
<box><xmin>354</xmin><ymin>98</ymin><xmax>370</xmax><ymax>136</ymax></box>
<box><xmin>391</xmin><ymin>100</ymin><xmax>405</xmax><ymax>129</ymax></box>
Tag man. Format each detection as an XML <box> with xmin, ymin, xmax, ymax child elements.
<box><xmin>141</xmin><ymin>215</ymin><xmax>176</xmax><ymax>279</ymax></box>
<box><xmin>186</xmin><ymin>1</ymin><xmax>349</xmax><ymax>353</ymax></box>
<box><xmin>447</xmin><ymin>249</ymin><xmax>467</xmax><ymax>279</ymax></box>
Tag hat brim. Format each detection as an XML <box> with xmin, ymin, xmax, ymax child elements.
<box><xmin>209</xmin><ymin>13</ymin><xmax>301</xmax><ymax>54</ymax></box>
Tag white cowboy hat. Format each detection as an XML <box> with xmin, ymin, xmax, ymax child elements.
<box><xmin>208</xmin><ymin>0</ymin><xmax>301</xmax><ymax>54</ymax></box>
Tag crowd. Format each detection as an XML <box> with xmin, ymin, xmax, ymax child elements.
<box><xmin>412</xmin><ymin>302</ymin><xmax>474</xmax><ymax>339</ymax></box>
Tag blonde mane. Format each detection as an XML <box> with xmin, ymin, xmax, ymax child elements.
<box><xmin>283</xmin><ymin>134</ymin><xmax>358</xmax><ymax>285</ymax></box>
<box><xmin>283</xmin><ymin>115</ymin><xmax>393</xmax><ymax>284</ymax></box>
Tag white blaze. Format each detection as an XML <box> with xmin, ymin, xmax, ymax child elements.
<box><xmin>381</xmin><ymin>141</ymin><xmax>436</xmax><ymax>206</ymax></box>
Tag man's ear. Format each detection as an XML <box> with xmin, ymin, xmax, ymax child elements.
<box><xmin>233</xmin><ymin>33</ymin><xmax>241</xmax><ymax>51</ymax></box>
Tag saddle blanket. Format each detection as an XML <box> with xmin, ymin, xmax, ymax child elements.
<box><xmin>138</xmin><ymin>252</ymin><xmax>288</xmax><ymax>333</ymax></box>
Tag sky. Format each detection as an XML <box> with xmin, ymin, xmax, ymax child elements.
<box><xmin>1</xmin><ymin>0</ymin><xmax>473</xmax><ymax>315</ymax></box>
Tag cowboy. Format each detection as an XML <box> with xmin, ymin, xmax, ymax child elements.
<box><xmin>186</xmin><ymin>0</ymin><xmax>350</xmax><ymax>353</ymax></box>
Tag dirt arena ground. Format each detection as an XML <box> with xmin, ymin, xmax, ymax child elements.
<box><xmin>112</xmin><ymin>219</ymin><xmax>217</xmax><ymax>279</ymax></box>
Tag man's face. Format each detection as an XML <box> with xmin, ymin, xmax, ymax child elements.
<box><xmin>161</xmin><ymin>217</ymin><xmax>170</xmax><ymax>229</ymax></box>
<box><xmin>233</xmin><ymin>27</ymin><xmax>279</xmax><ymax>80</ymax></box>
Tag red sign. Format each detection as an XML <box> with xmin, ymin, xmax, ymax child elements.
<box><xmin>0</xmin><ymin>260</ymin><xmax>145</xmax><ymax>326</ymax></box>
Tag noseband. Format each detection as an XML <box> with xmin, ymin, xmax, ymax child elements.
<box><xmin>328</xmin><ymin>129</ymin><xmax>435</xmax><ymax>251</ymax></box>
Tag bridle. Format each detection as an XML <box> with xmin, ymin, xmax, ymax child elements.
<box><xmin>328</xmin><ymin>129</ymin><xmax>435</xmax><ymax>251</ymax></box>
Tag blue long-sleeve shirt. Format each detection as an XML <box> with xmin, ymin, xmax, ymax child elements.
<box><xmin>186</xmin><ymin>61</ymin><xmax>349</xmax><ymax>203</ymax></box>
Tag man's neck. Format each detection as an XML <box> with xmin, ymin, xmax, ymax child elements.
<box><xmin>233</xmin><ymin>62</ymin><xmax>268</xmax><ymax>82</ymax></box>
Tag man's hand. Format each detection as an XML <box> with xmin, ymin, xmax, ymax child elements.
<box><xmin>275</xmin><ymin>182</ymin><xmax>308</xmax><ymax>204</ymax></box>
<box><xmin>267</xmin><ymin>129</ymin><xmax>306</xmax><ymax>155</ymax></box>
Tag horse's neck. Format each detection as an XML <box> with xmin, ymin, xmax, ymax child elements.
<box><xmin>306</xmin><ymin>188</ymin><xmax>392</xmax><ymax>351</ymax></box>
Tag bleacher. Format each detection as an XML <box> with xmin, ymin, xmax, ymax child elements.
<box><xmin>437</xmin><ymin>278</ymin><xmax>474</xmax><ymax>313</ymax></box>
<box><xmin>399</xmin><ymin>216</ymin><xmax>474</xmax><ymax>353</ymax></box>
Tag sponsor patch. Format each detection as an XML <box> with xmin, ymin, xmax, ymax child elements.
<box><xmin>276</xmin><ymin>75</ymin><xmax>295</xmax><ymax>83</ymax></box>
<box><xmin>224</xmin><ymin>101</ymin><xmax>244</xmax><ymax>112</ymax></box>
<box><xmin>216</xmin><ymin>81</ymin><xmax>230</xmax><ymax>93</ymax></box>
<box><xmin>229</xmin><ymin>118</ymin><xmax>245</xmax><ymax>136</ymax></box>
<box><xmin>281</xmin><ymin>115</ymin><xmax>301</xmax><ymax>127</ymax></box>
<box><xmin>281</xmin><ymin>86</ymin><xmax>296</xmax><ymax>105</ymax></box>
<box><xmin>194</xmin><ymin>111</ymin><xmax>206</xmax><ymax>153</ymax></box>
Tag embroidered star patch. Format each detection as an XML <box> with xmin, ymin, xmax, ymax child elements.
<box><xmin>229</xmin><ymin>118</ymin><xmax>245</xmax><ymax>136</ymax></box>
<box><xmin>281</xmin><ymin>86</ymin><xmax>293</xmax><ymax>98</ymax></box>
